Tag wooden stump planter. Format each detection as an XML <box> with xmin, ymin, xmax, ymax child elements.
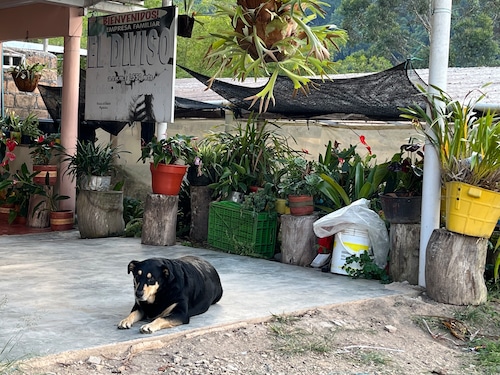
<box><xmin>142</xmin><ymin>194</ymin><xmax>179</xmax><ymax>246</ymax></box>
<box><xmin>27</xmin><ymin>194</ymin><xmax>50</xmax><ymax>228</ymax></box>
<box><xmin>388</xmin><ymin>223</ymin><xmax>420</xmax><ymax>285</ymax></box>
<box><xmin>426</xmin><ymin>228</ymin><xmax>488</xmax><ymax>305</ymax></box>
<box><xmin>281</xmin><ymin>213</ymin><xmax>319</xmax><ymax>266</ymax></box>
<box><xmin>76</xmin><ymin>190</ymin><xmax>124</xmax><ymax>238</ymax></box>
<box><xmin>189</xmin><ymin>185</ymin><xmax>212</xmax><ymax>242</ymax></box>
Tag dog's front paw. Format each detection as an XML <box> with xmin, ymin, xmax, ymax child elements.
<box><xmin>140</xmin><ymin>323</ymin><xmax>157</xmax><ymax>334</ymax></box>
<box><xmin>118</xmin><ymin>317</ymin><xmax>134</xmax><ymax>329</ymax></box>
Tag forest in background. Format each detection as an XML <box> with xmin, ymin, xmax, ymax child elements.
<box><xmin>41</xmin><ymin>0</ymin><xmax>499</xmax><ymax>76</ymax></box>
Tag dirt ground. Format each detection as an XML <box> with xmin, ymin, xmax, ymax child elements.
<box><xmin>20</xmin><ymin>287</ymin><xmax>500</xmax><ymax>375</ymax></box>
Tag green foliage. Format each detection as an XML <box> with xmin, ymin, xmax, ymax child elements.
<box><xmin>139</xmin><ymin>134</ymin><xmax>197</xmax><ymax>167</ymax></box>
<box><xmin>29</xmin><ymin>133</ymin><xmax>64</xmax><ymax>165</ymax></box>
<box><xmin>241</xmin><ymin>183</ymin><xmax>276</xmax><ymax>213</ymax></box>
<box><xmin>343</xmin><ymin>252</ymin><xmax>391</xmax><ymax>283</ymax></box>
<box><xmin>277</xmin><ymin>157</ymin><xmax>320</xmax><ymax>197</ymax></box>
<box><xmin>316</xmin><ymin>140</ymin><xmax>384</xmax><ymax>211</ymax></box>
<box><xmin>123</xmin><ymin>196</ymin><xmax>144</xmax><ymax>238</ymax></box>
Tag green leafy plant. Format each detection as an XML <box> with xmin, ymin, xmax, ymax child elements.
<box><xmin>400</xmin><ymin>86</ymin><xmax>500</xmax><ymax>191</ymax></box>
<box><xmin>29</xmin><ymin>133</ymin><xmax>64</xmax><ymax>165</ymax></box>
<box><xmin>316</xmin><ymin>139</ymin><xmax>385</xmax><ymax>211</ymax></box>
<box><xmin>8</xmin><ymin>61</ymin><xmax>45</xmax><ymax>81</ymax></box>
<box><xmin>277</xmin><ymin>156</ymin><xmax>320</xmax><ymax>197</ymax></box>
<box><xmin>241</xmin><ymin>182</ymin><xmax>276</xmax><ymax>213</ymax></box>
<box><xmin>205</xmin><ymin>0</ymin><xmax>347</xmax><ymax>112</ymax></box>
<box><xmin>0</xmin><ymin>111</ymin><xmax>41</xmax><ymax>139</ymax></box>
<box><xmin>139</xmin><ymin>134</ymin><xmax>197</xmax><ymax>167</ymax></box>
<box><xmin>343</xmin><ymin>252</ymin><xmax>391</xmax><ymax>284</ymax></box>
<box><xmin>63</xmin><ymin>140</ymin><xmax>127</xmax><ymax>186</ymax></box>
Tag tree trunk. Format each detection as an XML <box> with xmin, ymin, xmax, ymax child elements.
<box><xmin>76</xmin><ymin>190</ymin><xmax>124</xmax><ymax>238</ymax></box>
<box><xmin>389</xmin><ymin>223</ymin><xmax>420</xmax><ymax>285</ymax></box>
<box><xmin>141</xmin><ymin>194</ymin><xmax>178</xmax><ymax>246</ymax></box>
<box><xmin>425</xmin><ymin>228</ymin><xmax>488</xmax><ymax>305</ymax></box>
<box><xmin>280</xmin><ymin>213</ymin><xmax>318</xmax><ymax>266</ymax></box>
<box><xmin>189</xmin><ymin>186</ymin><xmax>212</xmax><ymax>243</ymax></box>
<box><xmin>28</xmin><ymin>193</ymin><xmax>50</xmax><ymax>228</ymax></box>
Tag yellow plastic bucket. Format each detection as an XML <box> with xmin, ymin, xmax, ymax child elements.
<box><xmin>445</xmin><ymin>181</ymin><xmax>500</xmax><ymax>238</ymax></box>
<box><xmin>330</xmin><ymin>227</ymin><xmax>370</xmax><ymax>275</ymax></box>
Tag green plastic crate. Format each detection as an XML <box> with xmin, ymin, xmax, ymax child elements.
<box><xmin>208</xmin><ymin>201</ymin><xmax>277</xmax><ymax>259</ymax></box>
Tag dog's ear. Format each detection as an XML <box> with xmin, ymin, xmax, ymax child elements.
<box><xmin>128</xmin><ymin>261</ymin><xmax>138</xmax><ymax>274</ymax></box>
<box><xmin>161</xmin><ymin>261</ymin><xmax>175</xmax><ymax>282</ymax></box>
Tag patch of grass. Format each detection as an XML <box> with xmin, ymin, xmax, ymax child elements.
<box><xmin>268</xmin><ymin>313</ymin><xmax>335</xmax><ymax>355</ymax></box>
<box><xmin>357</xmin><ymin>351</ymin><xmax>391</xmax><ymax>366</ymax></box>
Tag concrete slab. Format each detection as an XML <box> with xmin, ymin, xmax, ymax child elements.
<box><xmin>0</xmin><ymin>231</ymin><xmax>405</xmax><ymax>361</ymax></box>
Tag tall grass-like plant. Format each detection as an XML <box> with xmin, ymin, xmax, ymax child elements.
<box><xmin>400</xmin><ymin>86</ymin><xmax>500</xmax><ymax>191</ymax></box>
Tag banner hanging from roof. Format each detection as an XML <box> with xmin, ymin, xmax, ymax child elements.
<box><xmin>85</xmin><ymin>6</ymin><xmax>177</xmax><ymax>123</ymax></box>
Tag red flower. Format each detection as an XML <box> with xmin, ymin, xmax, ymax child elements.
<box><xmin>301</xmin><ymin>148</ymin><xmax>310</xmax><ymax>154</ymax></box>
<box><xmin>359</xmin><ymin>135</ymin><xmax>372</xmax><ymax>155</ymax></box>
<box><xmin>6</xmin><ymin>138</ymin><xmax>17</xmax><ymax>152</ymax></box>
<box><xmin>36</xmin><ymin>135</ymin><xmax>45</xmax><ymax>144</ymax></box>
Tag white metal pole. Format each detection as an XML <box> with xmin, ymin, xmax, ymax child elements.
<box><xmin>418</xmin><ymin>0</ymin><xmax>452</xmax><ymax>287</ymax></box>
<box><xmin>157</xmin><ymin>0</ymin><xmax>175</xmax><ymax>140</ymax></box>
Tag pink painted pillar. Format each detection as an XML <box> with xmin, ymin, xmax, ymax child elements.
<box><xmin>59</xmin><ymin>8</ymin><xmax>82</xmax><ymax>212</ymax></box>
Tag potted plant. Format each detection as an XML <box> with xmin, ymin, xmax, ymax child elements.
<box><xmin>8</xmin><ymin>60</ymin><xmax>45</xmax><ymax>92</ymax></box>
<box><xmin>187</xmin><ymin>143</ymin><xmax>220</xmax><ymax>187</ymax></box>
<box><xmin>31</xmin><ymin>186</ymin><xmax>72</xmax><ymax>231</ymax></box>
<box><xmin>0</xmin><ymin>111</ymin><xmax>41</xmax><ymax>144</ymax></box>
<box><xmin>278</xmin><ymin>156</ymin><xmax>321</xmax><ymax>216</ymax></box>
<box><xmin>138</xmin><ymin>134</ymin><xmax>197</xmax><ymax>196</ymax></box>
<box><xmin>30</xmin><ymin>133</ymin><xmax>64</xmax><ymax>186</ymax></box>
<box><xmin>401</xmin><ymin>87</ymin><xmax>500</xmax><ymax>237</ymax></box>
<box><xmin>63</xmin><ymin>140</ymin><xmax>127</xmax><ymax>191</ymax></box>
<box><xmin>378</xmin><ymin>140</ymin><xmax>424</xmax><ymax>224</ymax></box>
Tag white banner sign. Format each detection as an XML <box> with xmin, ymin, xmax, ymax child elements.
<box><xmin>85</xmin><ymin>6</ymin><xmax>177</xmax><ymax>123</ymax></box>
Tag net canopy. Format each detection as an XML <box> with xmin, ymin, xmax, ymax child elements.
<box><xmin>181</xmin><ymin>62</ymin><xmax>428</xmax><ymax>120</ymax></box>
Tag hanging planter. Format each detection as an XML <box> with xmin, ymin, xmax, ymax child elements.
<box><xmin>178</xmin><ymin>15</ymin><xmax>195</xmax><ymax>38</ymax></box>
<box><xmin>8</xmin><ymin>62</ymin><xmax>45</xmax><ymax>93</ymax></box>
<box><xmin>150</xmin><ymin>163</ymin><xmax>188</xmax><ymax>196</ymax></box>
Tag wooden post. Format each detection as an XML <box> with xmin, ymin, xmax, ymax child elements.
<box><xmin>141</xmin><ymin>194</ymin><xmax>178</xmax><ymax>246</ymax></box>
<box><xmin>280</xmin><ymin>213</ymin><xmax>318</xmax><ymax>266</ymax></box>
<box><xmin>76</xmin><ymin>190</ymin><xmax>124</xmax><ymax>238</ymax></box>
<box><xmin>425</xmin><ymin>228</ymin><xmax>488</xmax><ymax>305</ymax></box>
<box><xmin>189</xmin><ymin>186</ymin><xmax>212</xmax><ymax>243</ymax></box>
<box><xmin>389</xmin><ymin>223</ymin><xmax>420</xmax><ymax>285</ymax></box>
<box><xmin>28</xmin><ymin>189</ymin><xmax>50</xmax><ymax>228</ymax></box>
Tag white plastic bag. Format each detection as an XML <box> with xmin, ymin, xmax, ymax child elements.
<box><xmin>313</xmin><ymin>199</ymin><xmax>389</xmax><ymax>269</ymax></box>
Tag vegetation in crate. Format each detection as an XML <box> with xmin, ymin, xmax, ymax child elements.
<box><xmin>202</xmin><ymin>116</ymin><xmax>298</xmax><ymax>198</ymax></box>
<box><xmin>316</xmin><ymin>140</ymin><xmax>385</xmax><ymax>211</ymax></box>
<box><xmin>277</xmin><ymin>156</ymin><xmax>321</xmax><ymax>197</ymax></box>
<box><xmin>400</xmin><ymin>86</ymin><xmax>500</xmax><ymax>191</ymax></box>
<box><xmin>241</xmin><ymin>183</ymin><xmax>276</xmax><ymax>214</ymax></box>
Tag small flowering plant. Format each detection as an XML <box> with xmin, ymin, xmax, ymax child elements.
<box><xmin>29</xmin><ymin>134</ymin><xmax>64</xmax><ymax>165</ymax></box>
<box><xmin>381</xmin><ymin>139</ymin><xmax>424</xmax><ymax>196</ymax></box>
<box><xmin>138</xmin><ymin>134</ymin><xmax>198</xmax><ymax>167</ymax></box>
<box><xmin>1</xmin><ymin>136</ymin><xmax>17</xmax><ymax>169</ymax></box>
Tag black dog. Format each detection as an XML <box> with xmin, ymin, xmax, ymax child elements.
<box><xmin>118</xmin><ymin>256</ymin><xmax>223</xmax><ymax>334</ymax></box>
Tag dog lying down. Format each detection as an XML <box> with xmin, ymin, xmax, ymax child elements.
<box><xmin>118</xmin><ymin>256</ymin><xmax>223</xmax><ymax>334</ymax></box>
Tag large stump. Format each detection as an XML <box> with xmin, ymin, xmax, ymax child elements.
<box><xmin>77</xmin><ymin>190</ymin><xmax>124</xmax><ymax>238</ymax></box>
<box><xmin>280</xmin><ymin>213</ymin><xmax>318</xmax><ymax>266</ymax></box>
<box><xmin>389</xmin><ymin>223</ymin><xmax>420</xmax><ymax>285</ymax></box>
<box><xmin>142</xmin><ymin>194</ymin><xmax>179</xmax><ymax>246</ymax></box>
<box><xmin>189</xmin><ymin>186</ymin><xmax>212</xmax><ymax>243</ymax></box>
<box><xmin>426</xmin><ymin>228</ymin><xmax>488</xmax><ymax>305</ymax></box>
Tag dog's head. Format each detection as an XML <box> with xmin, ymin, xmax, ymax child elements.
<box><xmin>127</xmin><ymin>259</ymin><xmax>171</xmax><ymax>304</ymax></box>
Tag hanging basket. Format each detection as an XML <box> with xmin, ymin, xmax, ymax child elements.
<box><xmin>12</xmin><ymin>72</ymin><xmax>41</xmax><ymax>92</ymax></box>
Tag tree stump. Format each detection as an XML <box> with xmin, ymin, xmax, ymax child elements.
<box><xmin>280</xmin><ymin>213</ymin><xmax>319</xmax><ymax>266</ymax></box>
<box><xmin>426</xmin><ymin>228</ymin><xmax>488</xmax><ymax>305</ymax></box>
<box><xmin>189</xmin><ymin>186</ymin><xmax>212</xmax><ymax>243</ymax></box>
<box><xmin>76</xmin><ymin>190</ymin><xmax>125</xmax><ymax>238</ymax></box>
<box><xmin>141</xmin><ymin>194</ymin><xmax>178</xmax><ymax>246</ymax></box>
<box><xmin>389</xmin><ymin>223</ymin><xmax>420</xmax><ymax>285</ymax></box>
<box><xmin>28</xmin><ymin>192</ymin><xmax>50</xmax><ymax>228</ymax></box>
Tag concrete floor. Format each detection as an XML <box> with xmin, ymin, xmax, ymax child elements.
<box><xmin>0</xmin><ymin>230</ymin><xmax>408</xmax><ymax>361</ymax></box>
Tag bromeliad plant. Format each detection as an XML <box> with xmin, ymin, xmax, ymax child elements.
<box><xmin>400</xmin><ymin>86</ymin><xmax>500</xmax><ymax>191</ymax></box>
<box><xmin>205</xmin><ymin>0</ymin><xmax>347</xmax><ymax>112</ymax></box>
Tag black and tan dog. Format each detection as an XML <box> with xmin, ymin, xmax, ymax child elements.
<box><xmin>118</xmin><ymin>256</ymin><xmax>223</xmax><ymax>334</ymax></box>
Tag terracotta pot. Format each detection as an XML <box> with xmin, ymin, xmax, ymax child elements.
<box><xmin>33</xmin><ymin>165</ymin><xmax>58</xmax><ymax>186</ymax></box>
<box><xmin>150</xmin><ymin>163</ymin><xmax>188</xmax><ymax>196</ymax></box>
<box><xmin>288</xmin><ymin>195</ymin><xmax>314</xmax><ymax>216</ymax></box>
<box><xmin>50</xmin><ymin>210</ymin><xmax>74</xmax><ymax>231</ymax></box>
<box><xmin>12</xmin><ymin>72</ymin><xmax>40</xmax><ymax>92</ymax></box>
